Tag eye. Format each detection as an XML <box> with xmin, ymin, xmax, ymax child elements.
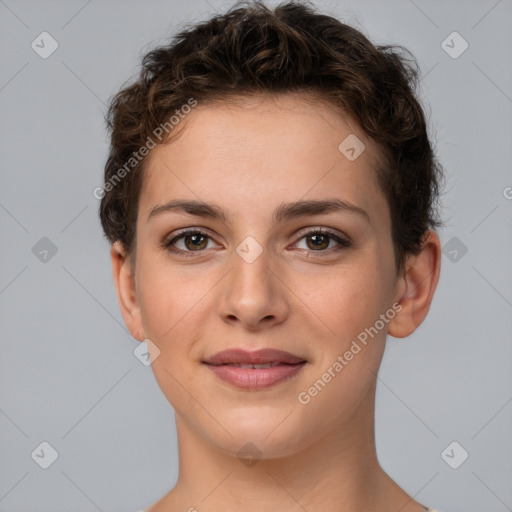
<box><xmin>163</xmin><ymin>229</ymin><xmax>218</xmax><ymax>256</ymax></box>
<box><xmin>294</xmin><ymin>228</ymin><xmax>351</xmax><ymax>254</ymax></box>
<box><xmin>162</xmin><ymin>227</ymin><xmax>351</xmax><ymax>258</ymax></box>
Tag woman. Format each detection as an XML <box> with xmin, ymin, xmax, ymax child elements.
<box><xmin>99</xmin><ymin>2</ymin><xmax>444</xmax><ymax>510</ymax></box>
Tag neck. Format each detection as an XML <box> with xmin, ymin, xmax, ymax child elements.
<box><xmin>151</xmin><ymin>385</ymin><xmax>425</xmax><ymax>512</ymax></box>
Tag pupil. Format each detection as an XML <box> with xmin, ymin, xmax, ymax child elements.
<box><xmin>309</xmin><ymin>234</ymin><xmax>328</xmax><ymax>250</ymax></box>
<box><xmin>186</xmin><ymin>234</ymin><xmax>206</xmax><ymax>250</ymax></box>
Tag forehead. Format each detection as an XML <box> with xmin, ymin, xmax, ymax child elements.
<box><xmin>140</xmin><ymin>93</ymin><xmax>388</xmax><ymax>226</ymax></box>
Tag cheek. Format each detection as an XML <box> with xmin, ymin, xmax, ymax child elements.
<box><xmin>135</xmin><ymin>256</ymin><xmax>215</xmax><ymax>395</ymax></box>
<box><xmin>136</xmin><ymin>254</ymin><xmax>206</xmax><ymax>342</ymax></box>
<box><xmin>292</xmin><ymin>266</ymin><xmax>388</xmax><ymax>421</ymax></box>
<box><xmin>135</xmin><ymin>262</ymin><xmax>205</xmax><ymax>413</ymax></box>
<box><xmin>299</xmin><ymin>263</ymin><xmax>385</xmax><ymax>339</ymax></box>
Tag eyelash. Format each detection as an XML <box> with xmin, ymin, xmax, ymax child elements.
<box><xmin>162</xmin><ymin>228</ymin><xmax>351</xmax><ymax>258</ymax></box>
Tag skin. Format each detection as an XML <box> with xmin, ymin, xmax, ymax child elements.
<box><xmin>111</xmin><ymin>93</ymin><xmax>441</xmax><ymax>512</ymax></box>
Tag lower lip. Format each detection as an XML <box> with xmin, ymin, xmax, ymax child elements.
<box><xmin>204</xmin><ymin>362</ymin><xmax>306</xmax><ymax>390</ymax></box>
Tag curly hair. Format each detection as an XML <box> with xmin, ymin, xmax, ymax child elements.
<box><xmin>99</xmin><ymin>0</ymin><xmax>443</xmax><ymax>272</ymax></box>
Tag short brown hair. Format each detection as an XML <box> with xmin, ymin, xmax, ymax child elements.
<box><xmin>99</xmin><ymin>0</ymin><xmax>443</xmax><ymax>271</ymax></box>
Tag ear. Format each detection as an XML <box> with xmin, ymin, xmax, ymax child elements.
<box><xmin>387</xmin><ymin>230</ymin><xmax>441</xmax><ymax>338</ymax></box>
<box><xmin>110</xmin><ymin>241</ymin><xmax>145</xmax><ymax>341</ymax></box>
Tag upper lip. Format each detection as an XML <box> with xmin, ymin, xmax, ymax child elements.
<box><xmin>203</xmin><ymin>348</ymin><xmax>306</xmax><ymax>366</ymax></box>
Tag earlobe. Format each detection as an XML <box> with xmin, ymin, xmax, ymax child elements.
<box><xmin>387</xmin><ymin>230</ymin><xmax>441</xmax><ymax>339</ymax></box>
<box><xmin>110</xmin><ymin>241</ymin><xmax>145</xmax><ymax>341</ymax></box>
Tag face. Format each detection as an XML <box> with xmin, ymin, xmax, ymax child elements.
<box><xmin>116</xmin><ymin>93</ymin><xmax>411</xmax><ymax>459</ymax></box>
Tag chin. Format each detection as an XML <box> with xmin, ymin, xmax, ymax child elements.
<box><xmin>207</xmin><ymin>410</ymin><xmax>311</xmax><ymax>460</ymax></box>
<box><xmin>215</xmin><ymin>432</ymin><xmax>306</xmax><ymax>462</ymax></box>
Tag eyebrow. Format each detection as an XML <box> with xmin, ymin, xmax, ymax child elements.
<box><xmin>147</xmin><ymin>198</ymin><xmax>371</xmax><ymax>226</ymax></box>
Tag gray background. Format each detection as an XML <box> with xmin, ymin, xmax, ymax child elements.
<box><xmin>1</xmin><ymin>0</ymin><xmax>511</xmax><ymax>511</ymax></box>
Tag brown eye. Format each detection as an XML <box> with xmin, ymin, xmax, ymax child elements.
<box><xmin>294</xmin><ymin>228</ymin><xmax>351</xmax><ymax>254</ymax></box>
<box><xmin>306</xmin><ymin>233</ymin><xmax>330</xmax><ymax>250</ymax></box>
<box><xmin>184</xmin><ymin>233</ymin><xmax>208</xmax><ymax>251</ymax></box>
<box><xmin>164</xmin><ymin>229</ymin><xmax>216</xmax><ymax>256</ymax></box>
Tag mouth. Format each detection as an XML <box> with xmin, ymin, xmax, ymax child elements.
<box><xmin>202</xmin><ymin>348</ymin><xmax>307</xmax><ymax>390</ymax></box>
<box><xmin>216</xmin><ymin>362</ymin><xmax>286</xmax><ymax>369</ymax></box>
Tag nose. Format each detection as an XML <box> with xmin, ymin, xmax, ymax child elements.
<box><xmin>217</xmin><ymin>245</ymin><xmax>289</xmax><ymax>331</ymax></box>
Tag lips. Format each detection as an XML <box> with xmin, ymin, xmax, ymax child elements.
<box><xmin>203</xmin><ymin>348</ymin><xmax>306</xmax><ymax>366</ymax></box>
<box><xmin>203</xmin><ymin>348</ymin><xmax>307</xmax><ymax>390</ymax></box>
